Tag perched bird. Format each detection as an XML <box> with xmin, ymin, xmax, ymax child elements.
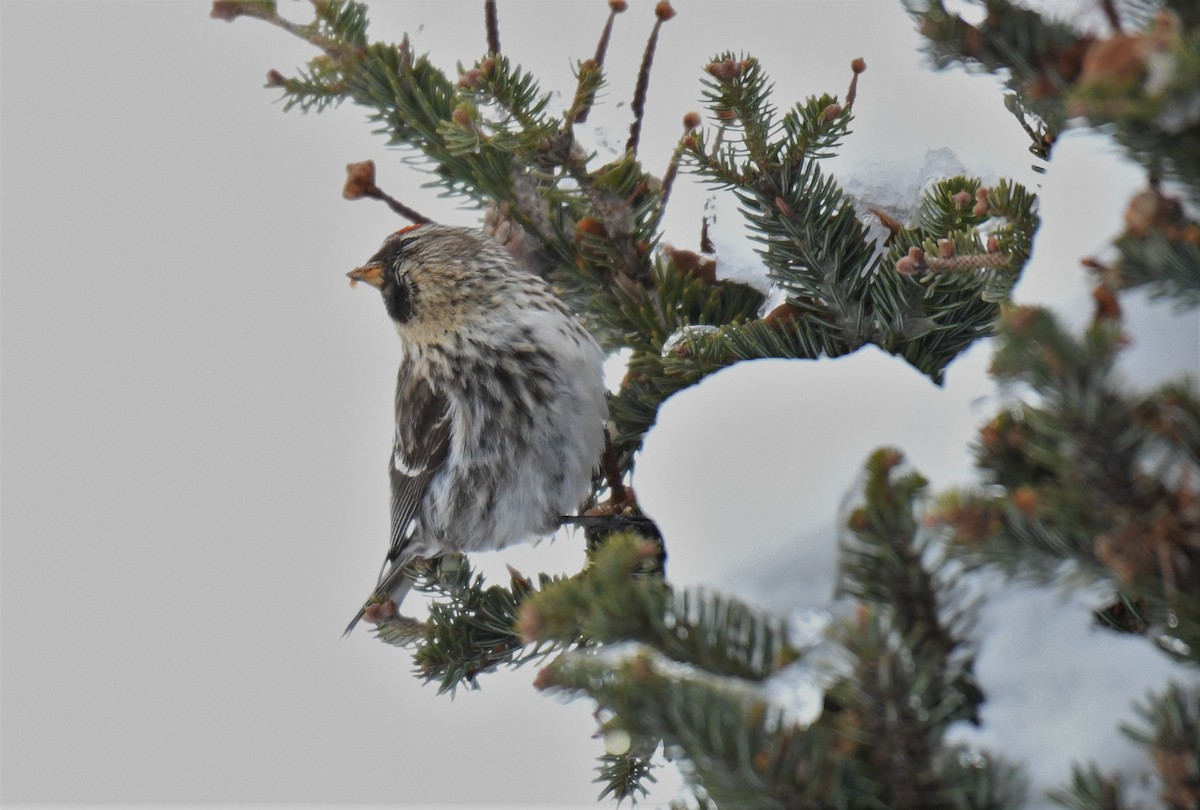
<box><xmin>343</xmin><ymin>223</ymin><xmax>608</xmax><ymax>635</ymax></box>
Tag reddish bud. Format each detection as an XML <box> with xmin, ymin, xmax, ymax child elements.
<box><xmin>706</xmin><ymin>59</ymin><xmax>740</xmax><ymax>81</ymax></box>
<box><xmin>938</xmin><ymin>238</ymin><xmax>955</xmax><ymax>258</ymax></box>
<box><xmin>575</xmin><ymin>217</ymin><xmax>608</xmax><ymax>237</ymax></box>
<box><xmin>1092</xmin><ymin>285</ymin><xmax>1122</xmax><ymax>321</ymax></box>
<box><xmin>517</xmin><ymin>602</ymin><xmax>544</xmax><ymax>643</ymax></box>
<box><xmin>532</xmin><ymin>666</ymin><xmax>557</xmax><ymax>690</ymax></box>
<box><xmin>952</xmin><ymin>190</ymin><xmax>972</xmax><ymax>209</ymax></box>
<box><xmin>973</xmin><ymin>188</ymin><xmax>990</xmax><ymax>217</ymax></box>
<box><xmin>987</xmin><ymin>235</ymin><xmax>1000</xmax><ymax>253</ymax></box>
<box><xmin>655</xmin><ymin>1</ymin><xmax>676</xmax><ymax>21</ymax></box>
<box><xmin>715</xmin><ymin>108</ymin><xmax>736</xmax><ymax>120</ymax></box>
<box><xmin>451</xmin><ymin>105</ymin><xmax>474</xmax><ymax>128</ymax></box>
<box><xmin>265</xmin><ymin>69</ymin><xmax>286</xmax><ymax>87</ymax></box>
<box><xmin>480</xmin><ymin>56</ymin><xmax>496</xmax><ymax>76</ymax></box>
<box><xmin>608</xmin><ymin>0</ymin><xmax>628</xmax><ymax>11</ymax></box>
<box><xmin>764</xmin><ymin>302</ymin><xmax>804</xmax><ymax>325</ymax></box>
<box><xmin>681</xmin><ymin>134</ymin><xmax>699</xmax><ymax>151</ymax></box>
<box><xmin>664</xmin><ymin>244</ymin><xmax>717</xmax><ymax>285</ymax></box>
<box><xmin>907</xmin><ymin>246</ymin><xmax>925</xmax><ymax>262</ymax></box>
<box><xmin>682</xmin><ymin>111</ymin><xmax>701</xmax><ymax>131</ymax></box>
<box><xmin>343</xmin><ymin>160</ymin><xmax>376</xmax><ymax>200</ymax></box>
<box><xmin>851</xmin><ymin>57</ymin><xmax>867</xmax><ymax>74</ymax></box>
<box><xmin>458</xmin><ymin>68</ymin><xmax>483</xmax><ymax>89</ymax></box>
<box><xmin>823</xmin><ymin>103</ymin><xmax>843</xmax><ymax>121</ymax></box>
<box><xmin>210</xmin><ymin>1</ymin><xmax>273</xmax><ymax>22</ymax></box>
<box><xmin>895</xmin><ymin>256</ymin><xmax>918</xmax><ymax>275</ymax></box>
<box><xmin>1012</xmin><ymin>487</ymin><xmax>1039</xmax><ymax>515</ymax></box>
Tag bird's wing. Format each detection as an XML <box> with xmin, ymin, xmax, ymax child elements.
<box><xmin>343</xmin><ymin>361</ymin><xmax>452</xmax><ymax>638</ymax></box>
<box><xmin>386</xmin><ymin>359</ymin><xmax>453</xmax><ymax>570</ymax></box>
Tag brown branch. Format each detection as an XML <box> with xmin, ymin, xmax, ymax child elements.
<box><xmin>485</xmin><ymin>0</ymin><xmax>501</xmax><ymax>54</ymax></box>
<box><xmin>343</xmin><ymin>160</ymin><xmax>432</xmax><ymax>225</ymax></box>
<box><xmin>625</xmin><ymin>1</ymin><xmax>675</xmax><ymax>155</ymax></box>
<box><xmin>1100</xmin><ymin>0</ymin><xmax>1123</xmax><ymax>34</ymax></box>
<box><xmin>575</xmin><ymin>1</ymin><xmax>627</xmax><ymax>124</ymax></box>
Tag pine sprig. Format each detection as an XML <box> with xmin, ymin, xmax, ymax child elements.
<box><xmin>520</xmin><ymin>533</ymin><xmax>799</xmax><ymax>682</ymax></box>
<box><xmin>935</xmin><ymin>306</ymin><xmax>1200</xmax><ymax>663</ymax></box>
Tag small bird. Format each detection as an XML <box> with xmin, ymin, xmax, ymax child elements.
<box><xmin>343</xmin><ymin>223</ymin><xmax>608</xmax><ymax>635</ymax></box>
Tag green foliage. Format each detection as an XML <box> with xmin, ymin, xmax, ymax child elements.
<box><xmin>1115</xmin><ymin>223</ymin><xmax>1200</xmax><ymax>305</ymax></box>
<box><xmin>688</xmin><ymin>52</ymin><xmax>1038</xmax><ymax>381</ymax></box>
<box><xmin>936</xmin><ymin>307</ymin><xmax>1200</xmax><ymax>665</ymax></box>
<box><xmin>906</xmin><ymin>0</ymin><xmax>1200</xmax><ymax>303</ymax></box>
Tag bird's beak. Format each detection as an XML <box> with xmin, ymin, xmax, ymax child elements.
<box><xmin>347</xmin><ymin>262</ymin><xmax>385</xmax><ymax>290</ymax></box>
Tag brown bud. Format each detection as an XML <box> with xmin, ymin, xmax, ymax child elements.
<box><xmin>715</xmin><ymin>108</ymin><xmax>736</xmax><ymax>120</ymax></box>
<box><xmin>1012</xmin><ymin>487</ymin><xmax>1039</xmax><ymax>515</ymax></box>
<box><xmin>938</xmin><ymin>238</ymin><xmax>955</xmax><ymax>258</ymax></box>
<box><xmin>706</xmin><ymin>59</ymin><xmax>740</xmax><ymax>81</ymax></box>
<box><xmin>764</xmin><ymin>302</ymin><xmax>804</xmax><ymax>325</ymax></box>
<box><xmin>343</xmin><ymin>160</ymin><xmax>376</xmax><ymax>200</ymax></box>
<box><xmin>1092</xmin><ymin>284</ymin><xmax>1122</xmax><ymax>321</ymax></box>
<box><xmin>847</xmin><ymin>508</ymin><xmax>870</xmax><ymax>531</ymax></box>
<box><xmin>451</xmin><ymin>105</ymin><xmax>474</xmax><ymax>128</ymax></box>
<box><xmin>681</xmin><ymin>134</ymin><xmax>699</xmax><ymax>151</ymax></box>
<box><xmin>516</xmin><ymin>602</ymin><xmax>544</xmax><ymax>643</ymax></box>
<box><xmin>480</xmin><ymin>56</ymin><xmax>497</xmax><ymax>76</ymax></box>
<box><xmin>210</xmin><ymin>0</ymin><xmax>271</xmax><ymax>22</ymax></box>
<box><xmin>532</xmin><ymin>666</ymin><xmax>557</xmax><ymax>690</ymax></box>
<box><xmin>986</xmin><ymin>235</ymin><xmax>1000</xmax><ymax>253</ymax></box>
<box><xmin>973</xmin><ymin>188</ymin><xmax>990</xmax><ymax>217</ymax></box>
<box><xmin>655</xmin><ymin>0</ymin><xmax>676</xmax><ymax>21</ymax></box>
<box><xmin>895</xmin><ymin>255</ymin><xmax>918</xmax><ymax>275</ymax></box>
<box><xmin>1003</xmin><ymin>305</ymin><xmax>1038</xmax><ymax>332</ymax></box>
<box><xmin>608</xmin><ymin>0</ymin><xmax>628</xmax><ymax>11</ymax></box>
<box><xmin>664</xmin><ymin>244</ymin><xmax>717</xmax><ymax>285</ymax></box>
<box><xmin>458</xmin><ymin>68</ymin><xmax>483</xmax><ymax>89</ymax></box>
<box><xmin>850</xmin><ymin>57</ymin><xmax>866</xmax><ymax>74</ymax></box>
<box><xmin>907</xmin><ymin>246</ymin><xmax>925</xmax><ymax>262</ymax></box>
<box><xmin>580</xmin><ymin>58</ymin><xmax>599</xmax><ymax>72</ymax></box>
<box><xmin>265</xmin><ymin>69</ymin><xmax>286</xmax><ymax>87</ymax></box>
<box><xmin>1079</xmin><ymin>33</ymin><xmax>1145</xmax><ymax>89</ymax></box>
<box><xmin>823</xmin><ymin>103</ymin><xmax>843</xmax><ymax>121</ymax></box>
<box><xmin>363</xmin><ymin>599</ymin><xmax>397</xmax><ymax>624</ymax></box>
<box><xmin>952</xmin><ymin>190</ymin><xmax>972</xmax><ymax>209</ymax></box>
<box><xmin>575</xmin><ymin>217</ymin><xmax>608</xmax><ymax>237</ymax></box>
<box><xmin>682</xmin><ymin>111</ymin><xmax>702</xmax><ymax>131</ymax></box>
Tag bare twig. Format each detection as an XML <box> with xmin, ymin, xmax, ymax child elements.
<box><xmin>626</xmin><ymin>1</ymin><xmax>676</xmax><ymax>155</ymax></box>
<box><xmin>485</xmin><ymin>0</ymin><xmax>501</xmax><ymax>54</ymax></box>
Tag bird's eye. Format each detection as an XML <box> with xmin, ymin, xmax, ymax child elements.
<box><xmin>398</xmin><ymin>236</ymin><xmax>419</xmax><ymax>250</ymax></box>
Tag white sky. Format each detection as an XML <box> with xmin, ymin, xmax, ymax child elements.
<box><xmin>2</xmin><ymin>1</ymin><xmax>1198</xmax><ymax>807</ymax></box>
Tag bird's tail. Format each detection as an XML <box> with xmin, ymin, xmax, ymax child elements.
<box><xmin>341</xmin><ymin>561</ymin><xmax>418</xmax><ymax>638</ymax></box>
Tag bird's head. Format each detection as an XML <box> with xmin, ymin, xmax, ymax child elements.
<box><xmin>348</xmin><ymin>223</ymin><xmax>510</xmax><ymax>342</ymax></box>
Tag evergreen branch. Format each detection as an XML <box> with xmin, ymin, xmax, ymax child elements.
<box><xmin>839</xmin><ymin>450</ymin><xmax>984</xmax><ymax>729</ymax></box>
<box><xmin>520</xmin><ymin>533</ymin><xmax>800</xmax><ymax>682</ymax></box>
<box><xmin>1047</xmin><ymin>763</ymin><xmax>1132</xmax><ymax>810</ymax></box>
<box><xmin>1114</xmin><ymin>224</ymin><xmax>1200</xmax><ymax>305</ymax></box>
<box><xmin>538</xmin><ymin>648</ymin><xmax>822</xmax><ymax>810</ymax></box>
<box><xmin>594</xmin><ymin>731</ymin><xmax>660</xmax><ymax>803</ymax></box>
<box><xmin>1121</xmin><ymin>681</ymin><xmax>1200</xmax><ymax>809</ymax></box>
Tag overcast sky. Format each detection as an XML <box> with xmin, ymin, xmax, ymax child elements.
<box><xmin>3</xmin><ymin>1</ymin><xmax>1198</xmax><ymax>807</ymax></box>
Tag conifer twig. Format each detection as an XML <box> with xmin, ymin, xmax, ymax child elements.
<box><xmin>575</xmin><ymin>0</ymin><xmax>627</xmax><ymax>125</ymax></box>
<box><xmin>626</xmin><ymin>1</ymin><xmax>675</xmax><ymax>155</ymax></box>
<box><xmin>343</xmin><ymin>160</ymin><xmax>432</xmax><ymax>224</ymax></box>
<box><xmin>484</xmin><ymin>0</ymin><xmax>500</xmax><ymax>54</ymax></box>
